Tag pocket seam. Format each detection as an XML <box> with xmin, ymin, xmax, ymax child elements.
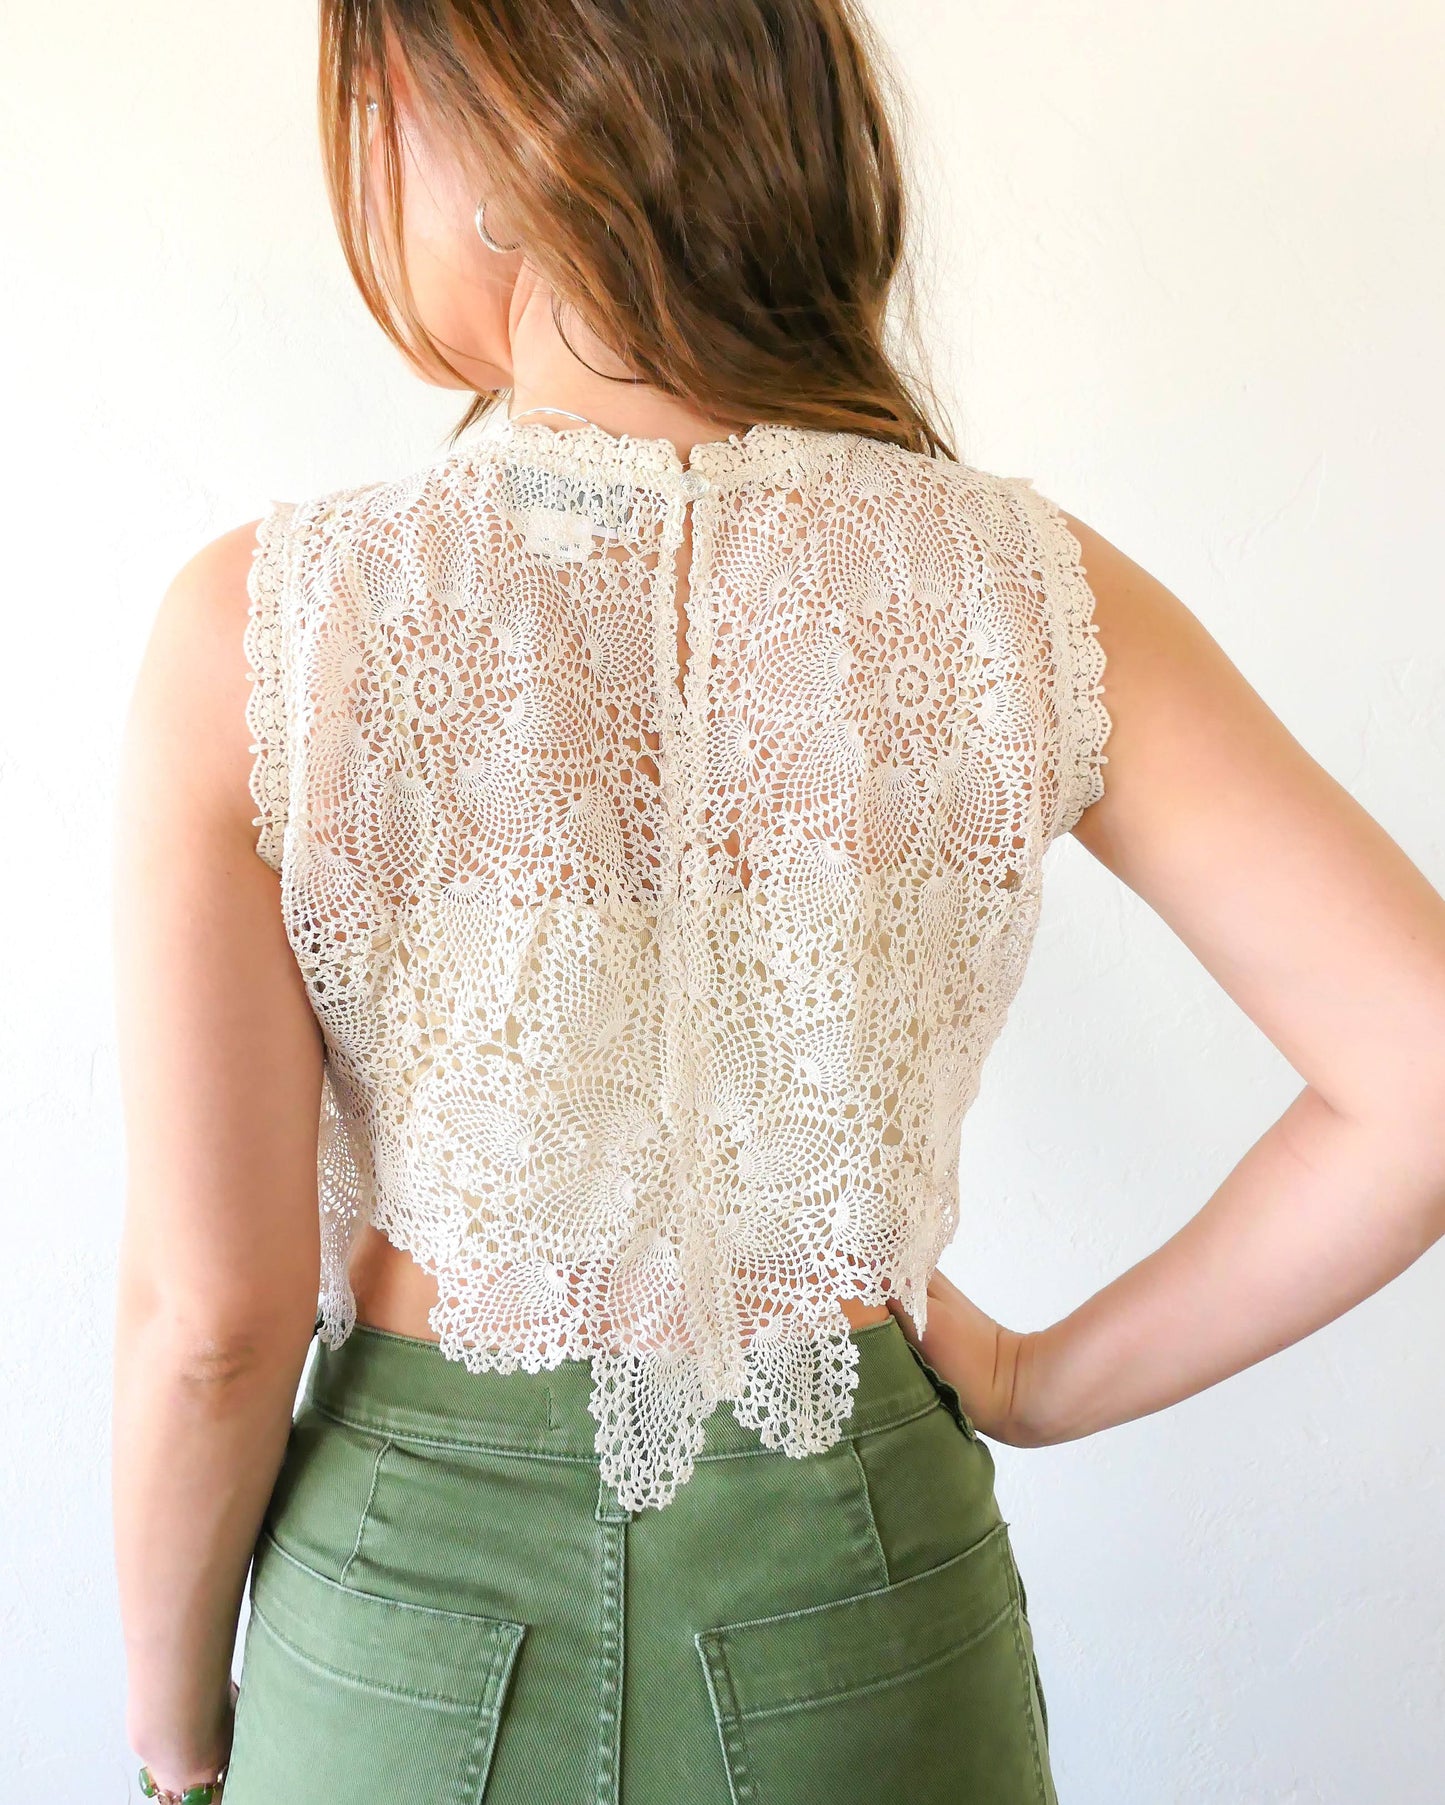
<box><xmin>720</xmin><ymin>1594</ymin><xmax>1017</xmax><ymax>1722</ymax></box>
<box><xmin>338</xmin><ymin>1435</ymin><xmax>393</xmax><ymax>1587</ymax></box>
<box><xmin>694</xmin><ymin>1517</ymin><xmax>1015</xmax><ymax>1746</ymax></box>
<box><xmin>234</xmin><ymin>1595</ymin><xmax>526</xmax><ymax>1805</ymax></box>
<box><xmin>694</xmin><ymin>1521</ymin><xmax>1029</xmax><ymax>1805</ymax></box>
<box><xmin>695</xmin><ymin>1632</ymin><xmax>751</xmax><ymax>1805</ymax></box>
<box><xmin>248</xmin><ymin>1597</ymin><xmax>517</xmax><ymax>1711</ymax></box>
<box><xmin>250</xmin><ymin>1529</ymin><xmax>528</xmax><ymax>1705</ymax></box>
<box><xmin>1002</xmin><ymin>1529</ymin><xmax>1054</xmax><ymax>1795</ymax></box>
<box><xmin>697</xmin><ymin>1518</ymin><xmax>1009</xmax><ymax>1648</ymax></box>
<box><xmin>1006</xmin><ymin>1600</ymin><xmax>1052</xmax><ymax>1801</ymax></box>
<box><xmin>843</xmin><ymin>1438</ymin><xmax>891</xmax><ymax>1589</ymax></box>
<box><xmin>257</xmin><ymin>1529</ymin><xmax>520</xmax><ymax>1633</ymax></box>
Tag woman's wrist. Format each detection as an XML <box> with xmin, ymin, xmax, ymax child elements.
<box><xmin>998</xmin><ymin>1327</ymin><xmax>1057</xmax><ymax>1447</ymax></box>
<box><xmin>138</xmin><ymin>1757</ymin><xmax>228</xmax><ymax>1800</ymax></box>
<box><xmin>1004</xmin><ymin>1321</ymin><xmax>1108</xmax><ymax>1448</ymax></box>
<box><xmin>131</xmin><ymin>1681</ymin><xmax>237</xmax><ymax>1798</ymax></box>
<box><xmin>137</xmin><ymin>1754</ymin><xmax>227</xmax><ymax>1797</ymax></box>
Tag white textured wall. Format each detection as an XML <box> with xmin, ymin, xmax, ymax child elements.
<box><xmin>3</xmin><ymin>2</ymin><xmax>1442</xmax><ymax>1799</ymax></box>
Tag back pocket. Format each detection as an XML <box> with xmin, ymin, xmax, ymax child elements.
<box><xmin>224</xmin><ymin>1531</ymin><xmax>527</xmax><ymax>1805</ymax></box>
<box><xmin>695</xmin><ymin>1519</ymin><xmax>1054</xmax><ymax>1805</ymax></box>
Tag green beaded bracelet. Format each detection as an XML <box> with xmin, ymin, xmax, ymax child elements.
<box><xmin>137</xmin><ymin>1763</ymin><xmax>226</xmax><ymax>1803</ymax></box>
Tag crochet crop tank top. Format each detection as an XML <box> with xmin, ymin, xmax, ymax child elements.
<box><xmin>243</xmin><ymin>415</ymin><xmax>1110</xmax><ymax>1512</ymax></box>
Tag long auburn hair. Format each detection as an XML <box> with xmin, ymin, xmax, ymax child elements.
<box><xmin>317</xmin><ymin>0</ymin><xmax>957</xmax><ymax>461</ymax></box>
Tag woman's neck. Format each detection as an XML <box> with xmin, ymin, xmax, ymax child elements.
<box><xmin>505</xmin><ymin>267</ymin><xmax>751</xmax><ymax>461</ymax></box>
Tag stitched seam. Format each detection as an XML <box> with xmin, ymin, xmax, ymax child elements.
<box><xmin>248</xmin><ymin>1597</ymin><xmax>513</xmax><ymax>1709</ymax></box>
<box><xmin>259</xmin><ymin>1530</ymin><xmax>520</xmax><ymax>1630</ymax></box>
<box><xmin>849</xmin><ymin>1399</ymin><xmax>940</xmax><ymax>1436</ymax></box>
<box><xmin>312</xmin><ymin>1403</ymin><xmax>589</xmax><ymax>1461</ymax></box>
<box><xmin>339</xmin><ymin>1435</ymin><xmax>392</xmax><ymax>1586</ymax></box>
<box><xmin>594</xmin><ymin>1516</ymin><xmax>625</xmax><ymax>1805</ymax></box>
<box><xmin>1003</xmin><ymin>1539</ymin><xmax>1053</xmax><ymax>1803</ymax></box>
<box><xmin>732</xmin><ymin>1596</ymin><xmax>1016</xmax><ymax>1722</ymax></box>
<box><xmin>594</xmin><ymin>1519</ymin><xmax>606</xmax><ymax>1805</ymax></box>
<box><xmin>845</xmin><ymin>1439</ymin><xmax>891</xmax><ymax>1587</ymax></box>
<box><xmin>1009</xmin><ymin>1599</ymin><xmax>1050</xmax><ymax>1802</ymax></box>
<box><xmin>452</xmin><ymin>1637</ymin><xmax>507</xmax><ymax>1805</ymax></box>
<box><xmin>310</xmin><ymin>1395</ymin><xmax>941</xmax><ymax>1458</ymax></box>
<box><xmin>696</xmin><ymin>1635</ymin><xmax>754</xmax><ymax>1805</ymax></box>
<box><xmin>689</xmin><ymin>1415</ymin><xmax>937</xmax><ymax>1462</ymax></box>
<box><xmin>478</xmin><ymin>1632</ymin><xmax>527</xmax><ymax>1803</ymax></box>
<box><xmin>701</xmin><ymin>1521</ymin><xmax>1010</xmax><ymax>1638</ymax></box>
<box><xmin>739</xmin><ymin>1398</ymin><xmax>941</xmax><ymax>1445</ymax></box>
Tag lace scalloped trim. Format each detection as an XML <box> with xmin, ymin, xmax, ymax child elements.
<box><xmin>494</xmin><ymin>414</ymin><xmax>858</xmax><ymax>495</ymax></box>
<box><xmin>242</xmin><ymin>500</ymin><xmax>297</xmax><ymax>874</ymax></box>
<box><xmin>315</xmin><ymin>1197</ymin><xmax>951</xmax><ymax>1515</ymax></box>
<box><xmin>1005</xmin><ymin>477</ymin><xmax>1113</xmax><ymax>841</ymax></box>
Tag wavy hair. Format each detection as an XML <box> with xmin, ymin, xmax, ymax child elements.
<box><xmin>318</xmin><ymin>0</ymin><xmax>956</xmax><ymax>458</ymax></box>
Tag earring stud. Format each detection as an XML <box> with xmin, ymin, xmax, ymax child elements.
<box><xmin>474</xmin><ymin>198</ymin><xmax>521</xmax><ymax>254</ymax></box>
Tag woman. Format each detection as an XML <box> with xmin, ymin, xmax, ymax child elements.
<box><xmin>111</xmin><ymin>3</ymin><xmax>1445</xmax><ymax>1801</ymax></box>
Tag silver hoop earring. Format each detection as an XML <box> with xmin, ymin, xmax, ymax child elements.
<box><xmin>474</xmin><ymin>198</ymin><xmax>520</xmax><ymax>254</ymax></box>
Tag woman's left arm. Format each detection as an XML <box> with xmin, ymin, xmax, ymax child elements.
<box><xmin>111</xmin><ymin>520</ymin><xmax>323</xmax><ymax>1790</ymax></box>
<box><xmin>894</xmin><ymin>510</ymin><xmax>1445</xmax><ymax>1446</ymax></box>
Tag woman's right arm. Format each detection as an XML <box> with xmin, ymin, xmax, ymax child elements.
<box><xmin>111</xmin><ymin>520</ymin><xmax>325</xmax><ymax>1789</ymax></box>
<box><xmin>899</xmin><ymin>512</ymin><xmax>1445</xmax><ymax>1446</ymax></box>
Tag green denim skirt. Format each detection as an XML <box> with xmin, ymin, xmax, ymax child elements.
<box><xmin>224</xmin><ymin>1314</ymin><xmax>1057</xmax><ymax>1804</ymax></box>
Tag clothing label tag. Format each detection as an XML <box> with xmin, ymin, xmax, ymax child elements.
<box><xmin>521</xmin><ymin>506</ymin><xmax>598</xmax><ymax>563</ymax></box>
<box><xmin>501</xmin><ymin>462</ymin><xmax>639</xmax><ymax>559</ymax></box>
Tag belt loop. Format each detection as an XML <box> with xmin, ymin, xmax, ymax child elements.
<box><xmin>595</xmin><ymin>1471</ymin><xmax>633</xmax><ymax>1523</ymax></box>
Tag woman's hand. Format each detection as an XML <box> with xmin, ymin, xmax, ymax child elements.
<box><xmin>887</xmin><ymin>1268</ymin><xmax>1042</xmax><ymax>1446</ymax></box>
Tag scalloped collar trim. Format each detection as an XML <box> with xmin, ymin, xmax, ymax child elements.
<box><xmin>489</xmin><ymin>413</ymin><xmax>861</xmax><ymax>494</ymax></box>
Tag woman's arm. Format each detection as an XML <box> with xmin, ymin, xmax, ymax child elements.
<box><xmin>893</xmin><ymin>514</ymin><xmax>1445</xmax><ymax>1446</ymax></box>
<box><xmin>111</xmin><ymin>521</ymin><xmax>324</xmax><ymax>1789</ymax></box>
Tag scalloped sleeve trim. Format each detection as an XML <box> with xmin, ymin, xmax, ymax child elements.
<box><xmin>242</xmin><ymin>500</ymin><xmax>298</xmax><ymax>874</ymax></box>
<box><xmin>1006</xmin><ymin>476</ymin><xmax>1113</xmax><ymax>843</ymax></box>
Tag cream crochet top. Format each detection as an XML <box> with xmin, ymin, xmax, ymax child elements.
<box><xmin>243</xmin><ymin>416</ymin><xmax>1110</xmax><ymax>1512</ymax></box>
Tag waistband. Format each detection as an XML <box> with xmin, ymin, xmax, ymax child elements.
<box><xmin>302</xmin><ymin>1314</ymin><xmax>946</xmax><ymax>1462</ymax></box>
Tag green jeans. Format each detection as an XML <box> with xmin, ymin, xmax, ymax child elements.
<box><xmin>224</xmin><ymin>1315</ymin><xmax>1057</xmax><ymax>1804</ymax></box>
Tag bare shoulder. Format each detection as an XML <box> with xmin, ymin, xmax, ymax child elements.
<box><xmin>1050</xmin><ymin>508</ymin><xmax>1307</xmax><ymax>872</ymax></box>
<box><xmin>118</xmin><ymin>518</ymin><xmax>272</xmax><ymax>861</ymax></box>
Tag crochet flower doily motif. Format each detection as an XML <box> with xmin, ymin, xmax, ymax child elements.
<box><xmin>242</xmin><ymin>419</ymin><xmax>1111</xmax><ymax>1512</ymax></box>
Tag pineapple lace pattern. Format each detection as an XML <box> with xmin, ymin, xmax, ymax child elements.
<box><xmin>241</xmin><ymin>417</ymin><xmax>1112</xmax><ymax>1512</ymax></box>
